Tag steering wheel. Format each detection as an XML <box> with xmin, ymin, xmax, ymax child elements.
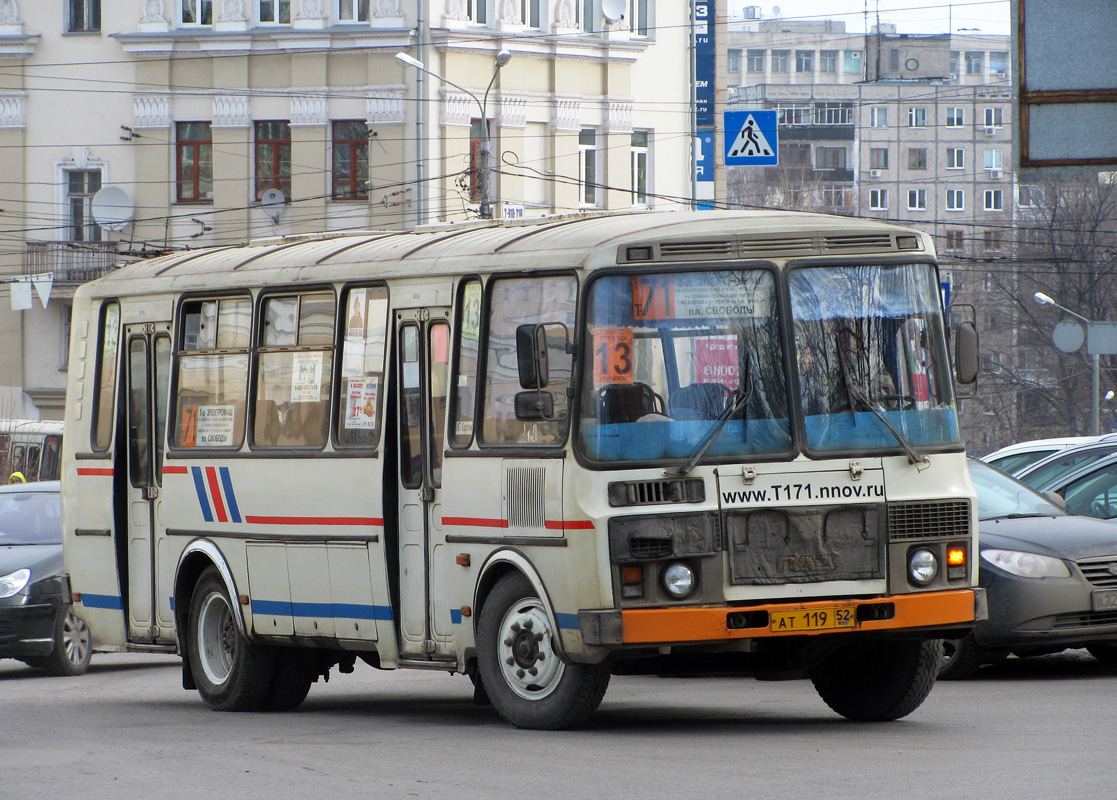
<box><xmin>880</xmin><ymin>393</ymin><xmax>917</xmax><ymax>412</ymax></box>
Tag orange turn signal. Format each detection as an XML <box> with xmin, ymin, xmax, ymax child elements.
<box><xmin>947</xmin><ymin>547</ymin><xmax>966</xmax><ymax>566</ymax></box>
<box><xmin>621</xmin><ymin>566</ymin><xmax>643</xmax><ymax>585</ymax></box>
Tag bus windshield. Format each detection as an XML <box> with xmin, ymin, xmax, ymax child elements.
<box><xmin>580</xmin><ymin>268</ymin><xmax>792</xmax><ymax>463</ymax></box>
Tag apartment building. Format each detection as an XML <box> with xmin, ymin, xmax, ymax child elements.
<box><xmin>0</xmin><ymin>0</ymin><xmax>690</xmax><ymax>419</ymax></box>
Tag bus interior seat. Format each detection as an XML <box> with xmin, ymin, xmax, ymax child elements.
<box><xmin>596</xmin><ymin>382</ymin><xmax>660</xmax><ymax>424</ymax></box>
<box><xmin>670</xmin><ymin>383</ymin><xmax>731</xmax><ymax>420</ymax></box>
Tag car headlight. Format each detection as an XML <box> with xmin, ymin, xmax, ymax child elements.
<box><xmin>908</xmin><ymin>548</ymin><xmax>938</xmax><ymax>585</ymax></box>
<box><xmin>662</xmin><ymin>562</ymin><xmax>696</xmax><ymax>599</ymax></box>
<box><xmin>0</xmin><ymin>568</ymin><xmax>31</xmax><ymax>598</ymax></box>
<box><xmin>981</xmin><ymin>549</ymin><xmax>1071</xmax><ymax>579</ymax></box>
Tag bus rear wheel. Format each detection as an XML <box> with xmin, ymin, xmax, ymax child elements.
<box><xmin>810</xmin><ymin>639</ymin><xmax>940</xmax><ymax>721</ymax></box>
<box><xmin>188</xmin><ymin>567</ymin><xmax>276</xmax><ymax>712</ymax></box>
<box><xmin>477</xmin><ymin>573</ymin><xmax>609</xmax><ymax>730</ymax></box>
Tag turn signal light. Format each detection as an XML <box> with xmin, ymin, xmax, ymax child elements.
<box><xmin>621</xmin><ymin>565</ymin><xmax>643</xmax><ymax>598</ymax></box>
<box><xmin>947</xmin><ymin>547</ymin><xmax>966</xmax><ymax>566</ymax></box>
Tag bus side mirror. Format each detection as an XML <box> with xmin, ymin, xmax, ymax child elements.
<box><xmin>514</xmin><ymin>390</ymin><xmax>555</xmax><ymax>421</ymax></box>
<box><xmin>517</xmin><ymin>324</ymin><xmax>550</xmax><ymax>389</ymax></box>
<box><xmin>954</xmin><ymin>321</ymin><xmax>979</xmax><ymax>385</ymax></box>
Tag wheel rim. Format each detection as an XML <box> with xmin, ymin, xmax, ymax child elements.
<box><xmin>495</xmin><ymin>597</ymin><xmax>565</xmax><ymax>700</ymax></box>
<box><xmin>197</xmin><ymin>591</ymin><xmax>236</xmax><ymax>686</ymax></box>
<box><xmin>62</xmin><ymin>611</ymin><xmax>91</xmax><ymax>667</ymax></box>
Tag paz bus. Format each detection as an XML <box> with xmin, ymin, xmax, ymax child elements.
<box><xmin>61</xmin><ymin>210</ymin><xmax>982</xmax><ymax>729</ymax></box>
<box><xmin>0</xmin><ymin>419</ymin><xmax>64</xmax><ymax>482</ymax></box>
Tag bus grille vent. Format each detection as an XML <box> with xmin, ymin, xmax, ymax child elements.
<box><xmin>608</xmin><ymin>478</ymin><xmax>706</xmax><ymax>508</ymax></box>
<box><xmin>821</xmin><ymin>234</ymin><xmax>895</xmax><ymax>252</ymax></box>
<box><xmin>737</xmin><ymin>236</ymin><xmax>816</xmax><ymax>257</ymax></box>
<box><xmin>1077</xmin><ymin>557</ymin><xmax>1117</xmax><ymax>588</ymax></box>
<box><xmin>506</xmin><ymin>466</ymin><xmax>546</xmax><ymax>528</ymax></box>
<box><xmin>658</xmin><ymin>240</ymin><xmax>736</xmax><ymax>260</ymax></box>
<box><xmin>887</xmin><ymin>500</ymin><xmax>970</xmax><ymax>541</ymax></box>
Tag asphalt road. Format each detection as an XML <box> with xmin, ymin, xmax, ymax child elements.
<box><xmin>3</xmin><ymin>649</ymin><xmax>1115</xmax><ymax>800</ymax></box>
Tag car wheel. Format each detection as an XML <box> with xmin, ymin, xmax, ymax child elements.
<box><xmin>42</xmin><ymin>607</ymin><xmax>92</xmax><ymax>677</ymax></box>
<box><xmin>477</xmin><ymin>573</ymin><xmax>609</xmax><ymax>730</ymax></box>
<box><xmin>188</xmin><ymin>566</ymin><xmax>275</xmax><ymax>711</ymax></box>
<box><xmin>810</xmin><ymin>639</ymin><xmax>941</xmax><ymax>721</ymax></box>
<box><xmin>938</xmin><ymin>634</ymin><xmax>985</xmax><ymax>680</ymax></box>
<box><xmin>261</xmin><ymin>648</ymin><xmax>317</xmax><ymax>711</ymax></box>
<box><xmin>1086</xmin><ymin>642</ymin><xmax>1117</xmax><ymax>665</ymax></box>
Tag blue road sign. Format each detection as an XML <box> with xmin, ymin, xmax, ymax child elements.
<box><xmin>724</xmin><ymin>110</ymin><xmax>778</xmax><ymax>166</ymax></box>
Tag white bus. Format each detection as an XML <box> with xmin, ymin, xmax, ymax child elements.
<box><xmin>61</xmin><ymin>210</ymin><xmax>982</xmax><ymax>729</ymax></box>
<box><xmin>0</xmin><ymin>419</ymin><xmax>64</xmax><ymax>482</ymax></box>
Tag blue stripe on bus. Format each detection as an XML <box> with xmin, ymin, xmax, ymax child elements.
<box><xmin>554</xmin><ymin>613</ymin><xmax>580</xmax><ymax>630</ymax></box>
<box><xmin>191</xmin><ymin>467</ymin><xmax>213</xmax><ymax>522</ymax></box>
<box><xmin>80</xmin><ymin>593</ymin><xmax>124</xmax><ymax>610</ymax></box>
<box><xmin>219</xmin><ymin>467</ymin><xmax>241</xmax><ymax>523</ymax></box>
<box><xmin>251</xmin><ymin>600</ymin><xmax>394</xmax><ymax>621</ymax></box>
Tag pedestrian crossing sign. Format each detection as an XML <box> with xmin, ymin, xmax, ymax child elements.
<box><xmin>724</xmin><ymin>110</ymin><xmax>779</xmax><ymax>166</ymax></box>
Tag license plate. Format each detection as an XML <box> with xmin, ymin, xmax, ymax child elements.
<box><xmin>1092</xmin><ymin>589</ymin><xmax>1117</xmax><ymax>612</ymax></box>
<box><xmin>770</xmin><ymin>606</ymin><xmax>857</xmax><ymax>632</ymax></box>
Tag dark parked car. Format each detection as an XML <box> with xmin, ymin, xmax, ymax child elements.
<box><xmin>0</xmin><ymin>481</ymin><xmax>91</xmax><ymax>676</ymax></box>
<box><xmin>939</xmin><ymin>461</ymin><xmax>1117</xmax><ymax>679</ymax></box>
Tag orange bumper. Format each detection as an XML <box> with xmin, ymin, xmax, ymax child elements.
<box><xmin>620</xmin><ymin>590</ymin><xmax>976</xmax><ymax>645</ymax></box>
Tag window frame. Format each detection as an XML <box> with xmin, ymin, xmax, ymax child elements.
<box><xmin>91</xmin><ymin>300</ymin><xmax>121</xmax><ymax>452</ymax></box>
<box><xmin>984</xmin><ymin>148</ymin><xmax>1003</xmax><ymax>172</ymax></box>
<box><xmin>869</xmin><ymin>147</ymin><xmax>889</xmax><ymax>170</ymax></box>
<box><xmin>180</xmin><ymin>0</ymin><xmax>213</xmax><ymax>26</ymax></box>
<box><xmin>66</xmin><ymin>169</ymin><xmax>103</xmax><ymax>243</ymax></box>
<box><xmin>984</xmin><ymin>107</ymin><xmax>1004</xmax><ymax>128</ymax></box>
<box><xmin>984</xmin><ymin>189</ymin><xmax>1004</xmax><ymax>212</ymax></box>
<box><xmin>67</xmin><ymin>0</ymin><xmax>101</xmax><ymax>33</ymax></box>
<box><xmin>630</xmin><ymin>130</ymin><xmax>650</xmax><ymax>207</ymax></box>
<box><xmin>579</xmin><ymin>127</ymin><xmax>600</xmax><ymax>208</ymax></box>
<box><xmin>258</xmin><ymin>0</ymin><xmax>292</xmax><ymax>25</ymax></box>
<box><xmin>907</xmin><ymin>189</ymin><xmax>927</xmax><ymax>211</ymax></box>
<box><xmin>254</xmin><ymin>120</ymin><xmax>292</xmax><ymax>202</ymax></box>
<box><xmin>796</xmin><ymin>50</ymin><xmax>814</xmax><ymax>73</ymax></box>
<box><xmin>946</xmin><ymin>147</ymin><xmax>965</xmax><ymax>170</ymax></box>
<box><xmin>946</xmin><ymin>107</ymin><xmax>965</xmax><ymax>127</ymax></box>
<box><xmin>176</xmin><ymin>121</ymin><xmax>214</xmax><ymax>204</ymax></box>
<box><xmin>870</xmin><ymin>107</ymin><xmax>889</xmax><ymax>128</ymax></box>
<box><xmin>336</xmin><ymin>0</ymin><xmax>371</xmax><ymax>23</ymax></box>
<box><xmin>819</xmin><ymin>50</ymin><xmax>838</xmax><ymax>74</ymax></box>
<box><xmin>965</xmin><ymin>51</ymin><xmax>984</xmax><ymax>75</ymax></box>
<box><xmin>908</xmin><ymin>148</ymin><xmax>928</xmax><ymax>170</ymax></box>
<box><xmin>771</xmin><ymin>50</ymin><xmax>789</xmax><ymax>73</ymax></box>
<box><xmin>331</xmin><ymin>120</ymin><xmax>370</xmax><ymax>202</ymax></box>
<box><xmin>815</xmin><ymin>147</ymin><xmax>847</xmax><ymax>171</ymax></box>
<box><xmin>747</xmin><ymin>49</ymin><xmax>765</xmax><ymax>73</ymax></box>
<box><xmin>869</xmin><ymin>188</ymin><xmax>888</xmax><ymax>211</ymax></box>
<box><xmin>946</xmin><ymin>189</ymin><xmax>965</xmax><ymax>211</ymax></box>
<box><xmin>907</xmin><ymin>107</ymin><xmax>927</xmax><ymax>128</ymax></box>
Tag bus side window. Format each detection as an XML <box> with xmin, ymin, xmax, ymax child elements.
<box><xmin>25</xmin><ymin>445</ymin><xmax>41</xmax><ymax>483</ymax></box>
<box><xmin>337</xmin><ymin>285</ymin><xmax>389</xmax><ymax>448</ymax></box>
<box><xmin>450</xmin><ymin>278</ymin><xmax>482</xmax><ymax>448</ymax></box>
<box><xmin>41</xmin><ymin>436</ymin><xmax>61</xmax><ymax>481</ymax></box>
<box><xmin>481</xmin><ymin>275</ymin><xmax>577</xmax><ymax>446</ymax></box>
<box><xmin>92</xmin><ymin>301</ymin><xmax>121</xmax><ymax>451</ymax></box>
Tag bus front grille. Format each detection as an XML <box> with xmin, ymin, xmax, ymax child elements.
<box><xmin>887</xmin><ymin>500</ymin><xmax>970</xmax><ymax>541</ymax></box>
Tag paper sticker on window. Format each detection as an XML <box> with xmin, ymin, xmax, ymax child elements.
<box><xmin>344</xmin><ymin>377</ymin><xmax>379</xmax><ymax>430</ymax></box>
<box><xmin>593</xmin><ymin>327</ymin><xmax>634</xmax><ymax>384</ymax></box>
<box><xmin>180</xmin><ymin>405</ymin><xmax>199</xmax><ymax>447</ymax></box>
<box><xmin>196</xmin><ymin>405</ymin><xmax>235</xmax><ymax>447</ymax></box>
<box><xmin>292</xmin><ymin>351</ymin><xmax>323</xmax><ymax>402</ymax></box>
<box><xmin>695</xmin><ymin>337</ymin><xmax>740</xmax><ymax>388</ymax></box>
<box><xmin>346</xmin><ymin>288</ymin><xmax>367</xmax><ymax>340</ymax></box>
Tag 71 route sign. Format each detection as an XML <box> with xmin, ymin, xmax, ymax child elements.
<box><xmin>724</xmin><ymin>110</ymin><xmax>779</xmax><ymax>166</ymax></box>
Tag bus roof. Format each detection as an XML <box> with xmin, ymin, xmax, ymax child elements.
<box><xmin>85</xmin><ymin>210</ymin><xmax>931</xmax><ymax>297</ymax></box>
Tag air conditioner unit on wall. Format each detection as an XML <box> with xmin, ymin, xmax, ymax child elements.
<box><xmin>870</xmin><ymin>169</ymin><xmax>882</xmax><ymax>178</ymax></box>
<box><xmin>985</xmin><ymin>126</ymin><xmax>997</xmax><ymax>135</ymax></box>
<box><xmin>989</xmin><ymin>169</ymin><xmax>1001</xmax><ymax>179</ymax></box>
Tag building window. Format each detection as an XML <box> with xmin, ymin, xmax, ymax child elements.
<box><xmin>181</xmin><ymin>0</ymin><xmax>213</xmax><ymax>25</ymax></box>
<box><xmin>60</xmin><ymin>304</ymin><xmax>73</xmax><ymax>369</ymax></box>
<box><xmin>66</xmin><ymin>170</ymin><xmax>102</xmax><ymax>242</ymax></box>
<box><xmin>1018</xmin><ymin>184</ymin><xmax>1043</xmax><ymax>207</ymax></box>
<box><xmin>908</xmin><ymin>148</ymin><xmax>927</xmax><ymax>169</ymax></box>
<box><xmin>337</xmin><ymin>0</ymin><xmax>370</xmax><ymax>22</ymax></box>
<box><xmin>819</xmin><ymin>51</ymin><xmax>838</xmax><ymax>73</ymax></box>
<box><xmin>796</xmin><ymin>50</ymin><xmax>814</xmax><ymax>73</ymax></box>
<box><xmin>471</xmin><ymin>0</ymin><xmax>488</xmax><ymax>24</ymax></box>
<box><xmin>783</xmin><ymin>143</ymin><xmax>811</xmax><ymax>167</ymax></box>
<box><xmin>946</xmin><ymin>189</ymin><xmax>965</xmax><ymax>211</ymax></box>
<box><xmin>908</xmin><ymin>107</ymin><xmax>927</xmax><ymax>127</ymax></box>
<box><xmin>870</xmin><ymin>107</ymin><xmax>889</xmax><ymax>127</ymax></box>
<box><xmin>890</xmin><ymin>49</ymin><xmax>900</xmax><ymax>72</ymax></box>
<box><xmin>728</xmin><ymin>49</ymin><xmax>741</xmax><ymax>73</ymax></box>
<box><xmin>869</xmin><ymin>148</ymin><xmax>888</xmax><ymax>170</ymax></box>
<box><xmin>631</xmin><ymin>131</ymin><xmax>649</xmax><ymax>206</ymax></box>
<box><xmin>984</xmin><ymin>230</ymin><xmax>1002</xmax><ymax>251</ymax></box>
<box><xmin>771</xmin><ymin>50</ymin><xmax>789</xmax><ymax>73</ymax></box>
<box><xmin>869</xmin><ymin>189</ymin><xmax>888</xmax><ymax>210</ymax></box>
<box><xmin>176</xmin><ymin>122</ymin><xmax>213</xmax><ymax>203</ymax></box>
<box><xmin>984</xmin><ymin>148</ymin><xmax>1003</xmax><ymax>172</ymax></box>
<box><xmin>579</xmin><ymin>128</ymin><xmax>599</xmax><ymax>207</ymax></box>
<box><xmin>332</xmin><ymin>120</ymin><xmax>369</xmax><ymax>201</ymax></box>
<box><xmin>984</xmin><ymin>107</ymin><xmax>1004</xmax><ymax>128</ymax></box>
<box><xmin>945</xmin><ymin>230</ymin><xmax>965</xmax><ymax>251</ymax></box>
<box><xmin>844</xmin><ymin>50</ymin><xmax>861</xmax><ymax>74</ymax></box>
<box><xmin>946</xmin><ymin>107</ymin><xmax>964</xmax><ymax>127</ymax></box>
<box><xmin>984</xmin><ymin>189</ymin><xmax>1003</xmax><ymax>211</ymax></box>
<box><xmin>776</xmin><ymin>104</ymin><xmax>811</xmax><ymax>125</ymax></box>
<box><xmin>815</xmin><ymin>147</ymin><xmax>846</xmax><ymax>170</ymax></box>
<box><xmin>990</xmin><ymin>52</ymin><xmax>1008</xmax><ymax>76</ymax></box>
<box><xmin>946</xmin><ymin>148</ymin><xmax>965</xmax><ymax>170</ymax></box>
<box><xmin>965</xmin><ymin>51</ymin><xmax>984</xmax><ymax>75</ymax></box>
<box><xmin>747</xmin><ymin>49</ymin><xmax>765</xmax><ymax>72</ymax></box>
<box><xmin>814</xmin><ymin>103</ymin><xmax>853</xmax><ymax>125</ymax></box>
<box><xmin>67</xmin><ymin>0</ymin><xmax>101</xmax><ymax>32</ymax></box>
<box><xmin>259</xmin><ymin>0</ymin><xmax>291</xmax><ymax>24</ymax></box>
<box><xmin>950</xmin><ymin>51</ymin><xmax>960</xmax><ymax>76</ymax></box>
<box><xmin>907</xmin><ymin>189</ymin><xmax>926</xmax><ymax>210</ymax></box>
<box><xmin>255</xmin><ymin>121</ymin><xmax>292</xmax><ymax>201</ymax></box>
<box><xmin>628</xmin><ymin>0</ymin><xmax>648</xmax><ymax>36</ymax></box>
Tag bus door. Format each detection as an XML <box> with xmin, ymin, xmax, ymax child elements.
<box><xmin>394</xmin><ymin>308</ymin><xmax>453</xmax><ymax>659</ymax></box>
<box><xmin>122</xmin><ymin>322</ymin><xmax>172</xmax><ymax>643</ymax></box>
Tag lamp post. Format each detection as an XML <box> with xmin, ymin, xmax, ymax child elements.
<box><xmin>1034</xmin><ymin>291</ymin><xmax>1103</xmax><ymax>435</ymax></box>
<box><xmin>396</xmin><ymin>49</ymin><xmax>511</xmax><ymax>220</ymax></box>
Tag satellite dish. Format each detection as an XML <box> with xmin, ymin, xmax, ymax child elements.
<box><xmin>601</xmin><ymin>0</ymin><xmax>625</xmax><ymax>22</ymax></box>
<box><xmin>91</xmin><ymin>186</ymin><xmax>134</xmax><ymax>231</ymax></box>
<box><xmin>772</xmin><ymin>5</ymin><xmax>781</xmax><ymax>19</ymax></box>
<box><xmin>260</xmin><ymin>188</ymin><xmax>286</xmax><ymax>221</ymax></box>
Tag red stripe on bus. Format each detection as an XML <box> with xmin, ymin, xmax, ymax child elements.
<box><xmin>77</xmin><ymin>468</ymin><xmax>114</xmax><ymax>476</ymax></box>
<box><xmin>243</xmin><ymin>516</ymin><xmax>383</xmax><ymax>527</ymax></box>
<box><xmin>163</xmin><ymin>466</ymin><xmax>189</xmax><ymax>474</ymax></box>
<box><xmin>545</xmin><ymin>520</ymin><xmax>595</xmax><ymax>530</ymax></box>
<box><xmin>205</xmin><ymin>466</ymin><xmax>228</xmax><ymax>523</ymax></box>
<box><xmin>442</xmin><ymin>517</ymin><xmax>510</xmax><ymax>529</ymax></box>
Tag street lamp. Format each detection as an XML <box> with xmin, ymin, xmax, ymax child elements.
<box><xmin>1034</xmin><ymin>291</ymin><xmax>1102</xmax><ymax>435</ymax></box>
<box><xmin>396</xmin><ymin>49</ymin><xmax>512</xmax><ymax>220</ymax></box>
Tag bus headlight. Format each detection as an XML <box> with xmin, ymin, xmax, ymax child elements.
<box><xmin>662</xmin><ymin>562</ymin><xmax>695</xmax><ymax>599</ymax></box>
<box><xmin>0</xmin><ymin>568</ymin><xmax>31</xmax><ymax>598</ymax></box>
<box><xmin>908</xmin><ymin>549</ymin><xmax>938</xmax><ymax>586</ymax></box>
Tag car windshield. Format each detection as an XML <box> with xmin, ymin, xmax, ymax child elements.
<box><xmin>0</xmin><ymin>490</ymin><xmax>62</xmax><ymax>545</ymax></box>
<box><xmin>1020</xmin><ymin>445</ymin><xmax>1117</xmax><ymax>489</ymax></box>
<box><xmin>988</xmin><ymin>450</ymin><xmax>1058</xmax><ymax>475</ymax></box>
<box><xmin>968</xmin><ymin>461</ymin><xmax>1064</xmax><ymax>520</ymax></box>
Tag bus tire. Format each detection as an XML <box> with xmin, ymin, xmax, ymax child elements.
<box><xmin>938</xmin><ymin>634</ymin><xmax>985</xmax><ymax>681</ymax></box>
<box><xmin>261</xmin><ymin>648</ymin><xmax>317</xmax><ymax>711</ymax></box>
<box><xmin>810</xmin><ymin>639</ymin><xmax>940</xmax><ymax>722</ymax></box>
<box><xmin>42</xmin><ymin>608</ymin><xmax>92</xmax><ymax>677</ymax></box>
<box><xmin>188</xmin><ymin>567</ymin><xmax>275</xmax><ymax>712</ymax></box>
<box><xmin>477</xmin><ymin>573</ymin><xmax>609</xmax><ymax>730</ymax></box>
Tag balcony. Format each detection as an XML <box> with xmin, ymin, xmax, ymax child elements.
<box><xmin>24</xmin><ymin>241</ymin><xmax>121</xmax><ymax>285</ymax></box>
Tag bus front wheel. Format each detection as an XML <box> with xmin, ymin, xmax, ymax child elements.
<box><xmin>477</xmin><ymin>573</ymin><xmax>609</xmax><ymax>730</ymax></box>
<box><xmin>810</xmin><ymin>639</ymin><xmax>940</xmax><ymax>721</ymax></box>
<box><xmin>188</xmin><ymin>567</ymin><xmax>276</xmax><ymax>711</ymax></box>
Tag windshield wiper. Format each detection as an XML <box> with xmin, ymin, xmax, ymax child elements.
<box><xmin>675</xmin><ymin>352</ymin><xmax>753</xmax><ymax>476</ymax></box>
<box><xmin>836</xmin><ymin>328</ymin><xmax>928</xmax><ymax>466</ymax></box>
